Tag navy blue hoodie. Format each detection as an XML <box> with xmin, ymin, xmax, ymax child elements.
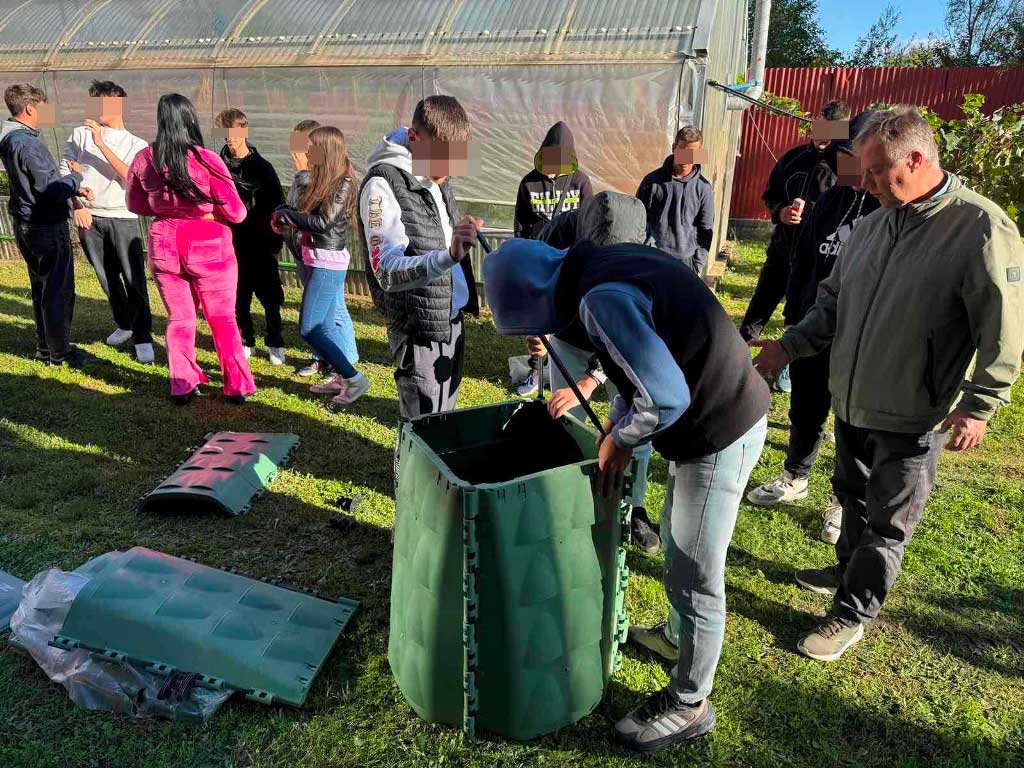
<box><xmin>0</xmin><ymin>119</ymin><xmax>82</xmax><ymax>224</ymax></box>
<box><xmin>635</xmin><ymin>156</ymin><xmax>714</xmax><ymax>274</ymax></box>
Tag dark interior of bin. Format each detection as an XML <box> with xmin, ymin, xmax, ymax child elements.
<box><xmin>412</xmin><ymin>400</ymin><xmax>596</xmax><ymax>485</ymax></box>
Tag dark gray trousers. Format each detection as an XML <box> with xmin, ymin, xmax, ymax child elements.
<box><xmin>832</xmin><ymin>418</ymin><xmax>944</xmax><ymax>623</ymax></box>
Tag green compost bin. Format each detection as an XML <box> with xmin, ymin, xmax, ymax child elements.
<box><xmin>389</xmin><ymin>400</ymin><xmax>631</xmax><ymax>741</ymax></box>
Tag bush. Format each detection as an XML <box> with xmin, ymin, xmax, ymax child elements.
<box><xmin>0</xmin><ymin>170</ymin><xmax>8</xmax><ymax>196</ymax></box>
<box><xmin>923</xmin><ymin>95</ymin><xmax>1024</xmax><ymax>227</ymax></box>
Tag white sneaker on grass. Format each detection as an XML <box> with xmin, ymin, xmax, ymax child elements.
<box><xmin>310</xmin><ymin>374</ymin><xmax>348</xmax><ymax>395</ymax></box>
<box><xmin>268</xmin><ymin>347</ymin><xmax>286</xmax><ymax>366</ymax></box>
<box><xmin>516</xmin><ymin>368</ymin><xmax>540</xmax><ymax>396</ymax></box>
<box><xmin>821</xmin><ymin>495</ymin><xmax>843</xmax><ymax>545</ymax></box>
<box><xmin>106</xmin><ymin>328</ymin><xmax>132</xmax><ymax>346</ymax></box>
<box><xmin>628</xmin><ymin>622</ymin><xmax>678</xmax><ymax>662</ymax></box>
<box><xmin>331</xmin><ymin>373</ymin><xmax>371</xmax><ymax>406</ymax></box>
<box><xmin>243</xmin><ymin>345</ymin><xmax>256</xmax><ymax>360</ymax></box>
<box><xmin>134</xmin><ymin>343</ymin><xmax>155</xmax><ymax>364</ymax></box>
<box><xmin>746</xmin><ymin>470</ymin><xmax>809</xmax><ymax>506</ymax></box>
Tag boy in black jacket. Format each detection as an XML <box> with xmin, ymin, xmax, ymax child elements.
<box><xmin>0</xmin><ymin>84</ymin><xmax>93</xmax><ymax>366</ymax></box>
<box><xmin>746</xmin><ymin>111</ymin><xmax>881</xmax><ymax>547</ymax></box>
<box><xmin>514</xmin><ymin>121</ymin><xmax>593</xmax><ymax>240</ymax></box>
<box><xmin>635</xmin><ymin>125</ymin><xmax>714</xmax><ymax>275</ymax></box>
<box><xmin>738</xmin><ymin>100</ymin><xmax>850</xmax><ymax>347</ymax></box>
<box><xmin>217</xmin><ymin>108</ymin><xmax>286</xmax><ymax>365</ymax></box>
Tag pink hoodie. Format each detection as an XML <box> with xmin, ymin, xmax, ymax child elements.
<box><xmin>126</xmin><ymin>145</ymin><xmax>246</xmax><ymax>223</ymax></box>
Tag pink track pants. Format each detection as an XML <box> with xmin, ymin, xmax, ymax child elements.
<box><xmin>148</xmin><ymin>218</ymin><xmax>256</xmax><ymax>398</ymax></box>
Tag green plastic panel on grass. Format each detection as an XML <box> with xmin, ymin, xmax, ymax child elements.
<box><xmin>0</xmin><ymin>571</ymin><xmax>25</xmax><ymax>634</ymax></box>
<box><xmin>139</xmin><ymin>432</ymin><xmax>300</xmax><ymax>516</ymax></box>
<box><xmin>53</xmin><ymin>547</ymin><xmax>357</xmax><ymax>707</ymax></box>
<box><xmin>389</xmin><ymin>401</ymin><xmax>629</xmax><ymax>741</ymax></box>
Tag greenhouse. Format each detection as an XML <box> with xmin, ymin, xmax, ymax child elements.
<box><xmin>0</xmin><ymin>0</ymin><xmax>750</xmax><ymax>246</ymax></box>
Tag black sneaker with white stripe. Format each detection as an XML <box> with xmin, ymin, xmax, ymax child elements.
<box><xmin>614</xmin><ymin>688</ymin><xmax>716</xmax><ymax>752</ymax></box>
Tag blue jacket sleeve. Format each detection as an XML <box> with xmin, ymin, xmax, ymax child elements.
<box><xmin>19</xmin><ymin>140</ymin><xmax>81</xmax><ymax>209</ymax></box>
<box><xmin>693</xmin><ymin>181</ymin><xmax>715</xmax><ymax>272</ymax></box>
<box><xmin>580</xmin><ymin>283</ymin><xmax>691</xmax><ymax>449</ymax></box>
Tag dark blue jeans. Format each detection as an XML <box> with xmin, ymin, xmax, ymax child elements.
<box><xmin>299</xmin><ymin>267</ymin><xmax>357</xmax><ymax>379</ymax></box>
<box><xmin>14</xmin><ymin>220</ymin><xmax>75</xmax><ymax>361</ymax></box>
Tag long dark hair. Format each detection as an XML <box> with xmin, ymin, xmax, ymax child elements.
<box><xmin>152</xmin><ymin>93</ymin><xmax>226</xmax><ymax>205</ymax></box>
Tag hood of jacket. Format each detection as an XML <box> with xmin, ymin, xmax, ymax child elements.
<box><xmin>484</xmin><ymin>238</ymin><xmax>571</xmax><ymax>336</ymax></box>
<box><xmin>578</xmin><ymin>191</ymin><xmax>647</xmax><ymax>245</ymax></box>
<box><xmin>533</xmin><ymin>121</ymin><xmax>579</xmax><ymax>176</ymax></box>
<box><xmin>0</xmin><ymin>118</ymin><xmax>34</xmax><ymax>146</ymax></box>
<box><xmin>366</xmin><ymin>127</ymin><xmax>414</xmax><ymax>175</ymax></box>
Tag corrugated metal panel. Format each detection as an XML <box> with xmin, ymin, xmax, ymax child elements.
<box><xmin>0</xmin><ymin>0</ymin><xmax>703</xmax><ymax>69</ymax></box>
<box><xmin>730</xmin><ymin>66</ymin><xmax>1024</xmax><ymax>220</ymax></box>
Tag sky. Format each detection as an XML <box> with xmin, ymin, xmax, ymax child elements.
<box><xmin>818</xmin><ymin>0</ymin><xmax>944</xmax><ymax>51</ymax></box>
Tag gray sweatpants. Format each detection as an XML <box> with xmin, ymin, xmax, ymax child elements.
<box><xmin>832</xmin><ymin>418</ymin><xmax>945</xmax><ymax>623</ymax></box>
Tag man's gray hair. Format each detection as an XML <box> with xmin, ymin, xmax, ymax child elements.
<box><xmin>854</xmin><ymin>105</ymin><xmax>940</xmax><ymax>166</ymax></box>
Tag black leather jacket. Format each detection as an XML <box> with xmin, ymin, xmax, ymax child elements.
<box><xmin>273</xmin><ymin>179</ymin><xmax>352</xmax><ymax>250</ymax></box>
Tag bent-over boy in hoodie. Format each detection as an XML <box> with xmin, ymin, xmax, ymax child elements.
<box><xmin>635</xmin><ymin>125</ymin><xmax>714</xmax><ymax>275</ymax></box>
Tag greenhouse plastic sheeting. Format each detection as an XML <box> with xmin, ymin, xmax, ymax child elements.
<box><xmin>138</xmin><ymin>432</ymin><xmax>300</xmax><ymax>516</ymax></box>
<box><xmin>53</xmin><ymin>547</ymin><xmax>358</xmax><ymax>707</ymax></box>
<box><xmin>0</xmin><ymin>570</ymin><xmax>25</xmax><ymax>634</ymax></box>
<box><xmin>389</xmin><ymin>401</ymin><xmax>631</xmax><ymax>741</ymax></box>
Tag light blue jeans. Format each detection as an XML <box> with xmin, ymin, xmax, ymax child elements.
<box><xmin>299</xmin><ymin>267</ymin><xmax>358</xmax><ymax>379</ymax></box>
<box><xmin>297</xmin><ymin>260</ymin><xmax>358</xmax><ymax>365</ymax></box>
<box><xmin>546</xmin><ymin>335</ymin><xmax>652</xmax><ymax>507</ymax></box>
<box><xmin>662</xmin><ymin>416</ymin><xmax>767</xmax><ymax>703</ymax></box>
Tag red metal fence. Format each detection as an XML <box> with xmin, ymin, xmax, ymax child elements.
<box><xmin>730</xmin><ymin>67</ymin><xmax>1024</xmax><ymax>220</ymax></box>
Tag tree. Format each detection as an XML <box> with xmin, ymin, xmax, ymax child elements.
<box><xmin>844</xmin><ymin>5</ymin><xmax>903</xmax><ymax>66</ymax></box>
<box><xmin>750</xmin><ymin>0</ymin><xmax>839</xmax><ymax>67</ymax></box>
<box><xmin>939</xmin><ymin>0</ymin><xmax>1023</xmax><ymax>65</ymax></box>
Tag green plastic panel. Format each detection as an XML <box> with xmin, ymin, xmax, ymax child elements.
<box><xmin>139</xmin><ymin>432</ymin><xmax>300</xmax><ymax>516</ymax></box>
<box><xmin>389</xmin><ymin>401</ymin><xmax>629</xmax><ymax>741</ymax></box>
<box><xmin>53</xmin><ymin>547</ymin><xmax>357</xmax><ymax>707</ymax></box>
<box><xmin>0</xmin><ymin>571</ymin><xmax>25</xmax><ymax>634</ymax></box>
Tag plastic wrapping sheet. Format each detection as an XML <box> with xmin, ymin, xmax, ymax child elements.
<box><xmin>429</xmin><ymin>62</ymin><xmax>692</xmax><ymax>200</ymax></box>
<box><xmin>8</xmin><ymin>565</ymin><xmax>231</xmax><ymax>722</ymax></box>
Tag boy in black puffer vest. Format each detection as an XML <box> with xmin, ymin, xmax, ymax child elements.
<box><xmin>358</xmin><ymin>96</ymin><xmax>481</xmax><ymax>480</ymax></box>
<box><xmin>217</xmin><ymin>107</ymin><xmax>286</xmax><ymax>365</ymax></box>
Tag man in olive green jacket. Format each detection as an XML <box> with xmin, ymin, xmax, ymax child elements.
<box><xmin>754</xmin><ymin>105</ymin><xmax>1024</xmax><ymax>662</ymax></box>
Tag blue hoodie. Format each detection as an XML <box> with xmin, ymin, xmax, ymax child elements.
<box><xmin>484</xmin><ymin>238</ymin><xmax>691</xmax><ymax>452</ymax></box>
<box><xmin>0</xmin><ymin>119</ymin><xmax>82</xmax><ymax>224</ymax></box>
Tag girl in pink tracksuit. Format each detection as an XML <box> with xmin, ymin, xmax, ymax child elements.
<box><xmin>126</xmin><ymin>94</ymin><xmax>256</xmax><ymax>404</ymax></box>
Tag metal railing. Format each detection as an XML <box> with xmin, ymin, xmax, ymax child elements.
<box><xmin>0</xmin><ymin>197</ymin><xmax>513</xmax><ymax>307</ymax></box>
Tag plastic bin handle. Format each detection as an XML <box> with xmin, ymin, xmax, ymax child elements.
<box><xmin>477</xmin><ymin>230</ymin><xmax>607</xmax><ymax>438</ymax></box>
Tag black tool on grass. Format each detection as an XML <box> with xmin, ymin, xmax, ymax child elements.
<box><xmin>476</xmin><ymin>231</ymin><xmax>607</xmax><ymax>438</ymax></box>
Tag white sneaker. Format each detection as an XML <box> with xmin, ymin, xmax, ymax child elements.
<box><xmin>106</xmin><ymin>328</ymin><xmax>132</xmax><ymax>346</ymax></box>
<box><xmin>746</xmin><ymin>470</ymin><xmax>809</xmax><ymax>506</ymax></box>
<box><xmin>134</xmin><ymin>343</ymin><xmax>155</xmax><ymax>364</ymax></box>
<box><xmin>516</xmin><ymin>368</ymin><xmax>540</xmax><ymax>396</ymax></box>
<box><xmin>267</xmin><ymin>347</ymin><xmax>286</xmax><ymax>366</ymax></box>
<box><xmin>821</xmin><ymin>495</ymin><xmax>843</xmax><ymax>545</ymax></box>
<box><xmin>331</xmin><ymin>373</ymin><xmax>371</xmax><ymax>406</ymax></box>
<box><xmin>310</xmin><ymin>374</ymin><xmax>348</xmax><ymax>395</ymax></box>
<box><xmin>243</xmin><ymin>345</ymin><xmax>256</xmax><ymax>360</ymax></box>
<box><xmin>627</xmin><ymin>623</ymin><xmax>678</xmax><ymax>662</ymax></box>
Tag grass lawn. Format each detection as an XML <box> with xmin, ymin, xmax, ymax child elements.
<box><xmin>0</xmin><ymin>242</ymin><xmax>1021</xmax><ymax>768</ymax></box>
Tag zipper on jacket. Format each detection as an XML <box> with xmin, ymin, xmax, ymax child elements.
<box><xmin>843</xmin><ymin>207</ymin><xmax>905</xmax><ymax>423</ymax></box>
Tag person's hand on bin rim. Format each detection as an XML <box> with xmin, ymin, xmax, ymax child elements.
<box><xmin>450</xmin><ymin>215</ymin><xmax>483</xmax><ymax>263</ymax></box>
<box><xmin>548</xmin><ymin>375</ymin><xmax>600</xmax><ymax>420</ymax></box>
<box><xmin>596</xmin><ymin>420</ymin><xmax>632</xmax><ymax>498</ymax></box>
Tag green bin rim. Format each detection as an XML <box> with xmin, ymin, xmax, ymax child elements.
<box><xmin>403</xmin><ymin>402</ymin><xmax>602</xmax><ymax>489</ymax></box>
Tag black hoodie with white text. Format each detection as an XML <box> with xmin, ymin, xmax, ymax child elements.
<box><xmin>514</xmin><ymin>122</ymin><xmax>593</xmax><ymax>239</ymax></box>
